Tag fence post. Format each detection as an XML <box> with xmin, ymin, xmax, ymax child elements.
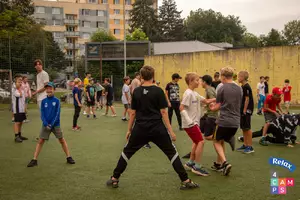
<box><xmin>43</xmin><ymin>33</ymin><xmax>46</xmax><ymax>68</ymax></box>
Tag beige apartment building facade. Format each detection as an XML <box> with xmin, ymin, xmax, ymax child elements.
<box><xmin>33</xmin><ymin>0</ymin><xmax>158</xmax><ymax>58</ymax></box>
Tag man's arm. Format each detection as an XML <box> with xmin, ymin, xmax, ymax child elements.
<box><xmin>243</xmin><ymin>96</ymin><xmax>249</xmax><ymax>114</ymax></box>
<box><xmin>75</xmin><ymin>93</ymin><xmax>81</xmax><ymax>106</ymax></box>
<box><xmin>277</xmin><ymin>104</ymin><xmax>283</xmax><ymax>114</ymax></box>
<box><xmin>165</xmin><ymin>90</ymin><xmax>171</xmax><ymax>106</ymax></box>
<box><xmin>263</xmin><ymin>103</ymin><xmax>279</xmax><ymax>116</ymax></box>
<box><xmin>201</xmin><ymin>98</ymin><xmax>216</xmax><ymax>104</ymax></box>
<box><xmin>161</xmin><ymin>108</ymin><xmax>176</xmax><ymax>141</ymax></box>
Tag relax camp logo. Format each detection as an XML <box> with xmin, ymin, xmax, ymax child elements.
<box><xmin>269</xmin><ymin>157</ymin><xmax>296</xmax><ymax>195</ymax></box>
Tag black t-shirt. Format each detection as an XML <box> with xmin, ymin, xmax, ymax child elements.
<box><xmin>212</xmin><ymin>81</ymin><xmax>221</xmax><ymax>89</ymax></box>
<box><xmin>131</xmin><ymin>86</ymin><xmax>168</xmax><ymax>123</ymax></box>
<box><xmin>241</xmin><ymin>83</ymin><xmax>254</xmax><ymax>114</ymax></box>
<box><xmin>86</xmin><ymin>85</ymin><xmax>96</xmax><ymax>100</ymax></box>
<box><xmin>105</xmin><ymin>84</ymin><xmax>114</xmax><ymax>100</ymax></box>
<box><xmin>265</xmin><ymin>82</ymin><xmax>269</xmax><ymax>94</ymax></box>
<box><xmin>165</xmin><ymin>82</ymin><xmax>180</xmax><ymax>102</ymax></box>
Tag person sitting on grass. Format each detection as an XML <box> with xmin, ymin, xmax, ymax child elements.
<box><xmin>106</xmin><ymin>66</ymin><xmax>199</xmax><ymax>190</ymax></box>
<box><xmin>238</xmin><ymin>114</ymin><xmax>300</xmax><ymax>147</ymax></box>
<box><xmin>27</xmin><ymin>82</ymin><xmax>75</xmax><ymax>167</ymax></box>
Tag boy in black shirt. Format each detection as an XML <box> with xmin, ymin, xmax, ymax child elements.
<box><xmin>106</xmin><ymin>66</ymin><xmax>199</xmax><ymax>190</ymax></box>
<box><xmin>212</xmin><ymin>72</ymin><xmax>221</xmax><ymax>89</ymax></box>
<box><xmin>103</xmin><ymin>78</ymin><xmax>117</xmax><ymax>117</ymax></box>
<box><xmin>237</xmin><ymin>71</ymin><xmax>255</xmax><ymax>154</ymax></box>
<box><xmin>86</xmin><ymin>79</ymin><xmax>97</xmax><ymax>119</ymax></box>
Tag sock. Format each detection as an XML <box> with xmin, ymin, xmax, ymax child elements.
<box><xmin>187</xmin><ymin>159</ymin><xmax>194</xmax><ymax>165</ymax></box>
<box><xmin>93</xmin><ymin>115</ymin><xmax>96</xmax><ymax>118</ymax></box>
<box><xmin>195</xmin><ymin>163</ymin><xmax>202</xmax><ymax>169</ymax></box>
<box><xmin>15</xmin><ymin>133</ymin><xmax>19</xmax><ymax>138</ymax></box>
<box><xmin>18</xmin><ymin>132</ymin><xmax>21</xmax><ymax>136</ymax></box>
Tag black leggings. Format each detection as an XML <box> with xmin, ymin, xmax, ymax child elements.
<box><xmin>73</xmin><ymin>105</ymin><xmax>81</xmax><ymax>127</ymax></box>
<box><xmin>112</xmin><ymin>122</ymin><xmax>188</xmax><ymax>182</ymax></box>
<box><xmin>168</xmin><ymin>102</ymin><xmax>182</xmax><ymax>127</ymax></box>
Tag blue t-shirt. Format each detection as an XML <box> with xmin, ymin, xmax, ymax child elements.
<box><xmin>72</xmin><ymin>86</ymin><xmax>82</xmax><ymax>106</ymax></box>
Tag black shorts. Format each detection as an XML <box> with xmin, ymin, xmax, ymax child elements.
<box><xmin>87</xmin><ymin>100</ymin><xmax>95</xmax><ymax>107</ymax></box>
<box><xmin>264</xmin><ymin>112</ymin><xmax>277</xmax><ymax>122</ymax></box>
<box><xmin>14</xmin><ymin>113</ymin><xmax>26</xmax><ymax>123</ymax></box>
<box><xmin>214</xmin><ymin>126</ymin><xmax>238</xmax><ymax>142</ymax></box>
<box><xmin>107</xmin><ymin>99</ymin><xmax>113</xmax><ymax>106</ymax></box>
<box><xmin>200</xmin><ymin>116</ymin><xmax>217</xmax><ymax>137</ymax></box>
<box><xmin>124</xmin><ymin>104</ymin><xmax>130</xmax><ymax>109</ymax></box>
<box><xmin>240</xmin><ymin>114</ymin><xmax>251</xmax><ymax>131</ymax></box>
<box><xmin>97</xmin><ymin>91</ymin><xmax>102</xmax><ymax>102</ymax></box>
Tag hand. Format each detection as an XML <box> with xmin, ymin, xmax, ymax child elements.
<box><xmin>126</xmin><ymin>131</ymin><xmax>131</xmax><ymax>141</ymax></box>
<box><xmin>209</xmin><ymin>103</ymin><xmax>215</xmax><ymax>110</ymax></box>
<box><xmin>169</xmin><ymin>131</ymin><xmax>176</xmax><ymax>142</ymax></box>
<box><xmin>79</xmin><ymin>104</ymin><xmax>82</xmax><ymax>107</ymax></box>
<box><xmin>287</xmin><ymin>144</ymin><xmax>294</xmax><ymax>148</ymax></box>
<box><xmin>295</xmin><ymin>141</ymin><xmax>300</xmax><ymax>144</ymax></box>
<box><xmin>46</xmin><ymin>125</ymin><xmax>51</xmax><ymax>131</ymax></box>
<box><xmin>275</xmin><ymin>112</ymin><xmax>280</xmax><ymax>117</ymax></box>
<box><xmin>243</xmin><ymin>111</ymin><xmax>247</xmax><ymax>115</ymax></box>
<box><xmin>168</xmin><ymin>102</ymin><xmax>171</xmax><ymax>108</ymax></box>
<box><xmin>32</xmin><ymin>91</ymin><xmax>37</xmax><ymax>96</ymax></box>
<box><xmin>88</xmin><ymin>98</ymin><xmax>91</xmax><ymax>102</ymax></box>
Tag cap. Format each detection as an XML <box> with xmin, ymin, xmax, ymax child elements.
<box><xmin>172</xmin><ymin>73</ymin><xmax>182</xmax><ymax>80</ymax></box>
<box><xmin>44</xmin><ymin>82</ymin><xmax>55</xmax><ymax>89</ymax></box>
<box><xmin>272</xmin><ymin>87</ymin><xmax>283</xmax><ymax>95</ymax></box>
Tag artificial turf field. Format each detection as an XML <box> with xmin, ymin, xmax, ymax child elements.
<box><xmin>0</xmin><ymin>106</ymin><xmax>300</xmax><ymax>200</ymax></box>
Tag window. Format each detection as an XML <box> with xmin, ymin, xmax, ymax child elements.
<box><xmin>53</xmin><ymin>32</ymin><xmax>62</xmax><ymax>38</ymax></box>
<box><xmin>52</xmin><ymin>7</ymin><xmax>61</xmax><ymax>15</ymax></box>
<box><xmin>97</xmin><ymin>10</ymin><xmax>105</xmax><ymax>16</ymax></box>
<box><xmin>114</xmin><ymin>29</ymin><xmax>120</xmax><ymax>35</ymax></box>
<box><xmin>36</xmin><ymin>18</ymin><xmax>46</xmax><ymax>24</ymax></box>
<box><xmin>66</xmin><ymin>38</ymin><xmax>73</xmax><ymax>43</ymax></box>
<box><xmin>102</xmin><ymin>0</ymin><xmax>108</xmax><ymax>3</ymax></box>
<box><xmin>67</xmin><ymin>50</ymin><xmax>74</xmax><ymax>56</ymax></box>
<box><xmin>82</xmin><ymin>33</ymin><xmax>91</xmax><ymax>39</ymax></box>
<box><xmin>82</xmin><ymin>21</ymin><xmax>91</xmax><ymax>28</ymax></box>
<box><xmin>88</xmin><ymin>0</ymin><xmax>96</xmax><ymax>3</ymax></box>
<box><xmin>97</xmin><ymin>21</ymin><xmax>105</xmax><ymax>28</ymax></box>
<box><xmin>125</xmin><ymin>10</ymin><xmax>130</xmax><ymax>15</ymax></box>
<box><xmin>36</xmin><ymin>7</ymin><xmax>45</xmax><ymax>14</ymax></box>
<box><xmin>53</xmin><ymin>20</ymin><xmax>61</xmax><ymax>26</ymax></box>
<box><xmin>66</xmin><ymin>26</ymin><xmax>75</xmax><ymax>32</ymax></box>
<box><xmin>114</xmin><ymin>9</ymin><xmax>120</xmax><ymax>14</ymax></box>
<box><xmin>125</xmin><ymin>0</ymin><xmax>131</xmax><ymax>5</ymax></box>
<box><xmin>66</xmin><ymin>14</ymin><xmax>75</xmax><ymax>20</ymax></box>
<box><xmin>114</xmin><ymin>19</ymin><xmax>120</xmax><ymax>24</ymax></box>
<box><xmin>82</xmin><ymin>9</ymin><xmax>90</xmax><ymax>16</ymax></box>
<box><xmin>126</xmin><ymin>20</ymin><xmax>130</xmax><ymax>24</ymax></box>
<box><xmin>114</xmin><ymin>0</ymin><xmax>120</xmax><ymax>4</ymax></box>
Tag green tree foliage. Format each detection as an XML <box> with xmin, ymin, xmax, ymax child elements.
<box><xmin>185</xmin><ymin>9</ymin><xmax>246</xmax><ymax>44</ymax></box>
<box><xmin>283</xmin><ymin>20</ymin><xmax>300</xmax><ymax>45</ymax></box>
<box><xmin>90</xmin><ymin>29</ymin><xmax>117</xmax><ymax>42</ymax></box>
<box><xmin>126</xmin><ymin>28</ymin><xmax>148</xmax><ymax>41</ymax></box>
<box><xmin>241</xmin><ymin>32</ymin><xmax>261</xmax><ymax>48</ymax></box>
<box><xmin>158</xmin><ymin>0</ymin><xmax>185</xmax><ymax>41</ymax></box>
<box><xmin>129</xmin><ymin>0</ymin><xmax>160</xmax><ymax>42</ymax></box>
<box><xmin>260</xmin><ymin>29</ymin><xmax>287</xmax><ymax>47</ymax></box>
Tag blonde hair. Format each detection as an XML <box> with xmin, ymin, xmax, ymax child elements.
<box><xmin>74</xmin><ymin>78</ymin><xmax>82</xmax><ymax>84</ymax></box>
<box><xmin>238</xmin><ymin>71</ymin><xmax>249</xmax><ymax>81</ymax></box>
<box><xmin>220</xmin><ymin>67</ymin><xmax>234</xmax><ymax>79</ymax></box>
<box><xmin>185</xmin><ymin>72</ymin><xmax>199</xmax><ymax>85</ymax></box>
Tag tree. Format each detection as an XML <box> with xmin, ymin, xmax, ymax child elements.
<box><xmin>129</xmin><ymin>0</ymin><xmax>160</xmax><ymax>42</ymax></box>
<box><xmin>158</xmin><ymin>0</ymin><xmax>185</xmax><ymax>41</ymax></box>
<box><xmin>11</xmin><ymin>0</ymin><xmax>34</xmax><ymax>17</ymax></box>
<box><xmin>260</xmin><ymin>29</ymin><xmax>287</xmax><ymax>47</ymax></box>
<box><xmin>241</xmin><ymin>33</ymin><xmax>261</xmax><ymax>48</ymax></box>
<box><xmin>283</xmin><ymin>20</ymin><xmax>300</xmax><ymax>45</ymax></box>
<box><xmin>185</xmin><ymin>9</ymin><xmax>246</xmax><ymax>44</ymax></box>
<box><xmin>126</xmin><ymin>28</ymin><xmax>148</xmax><ymax>41</ymax></box>
<box><xmin>90</xmin><ymin>29</ymin><xmax>117</xmax><ymax>42</ymax></box>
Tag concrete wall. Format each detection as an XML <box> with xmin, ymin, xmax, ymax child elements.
<box><xmin>145</xmin><ymin>46</ymin><xmax>300</xmax><ymax>104</ymax></box>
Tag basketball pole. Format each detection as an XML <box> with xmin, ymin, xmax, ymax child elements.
<box><xmin>123</xmin><ymin>0</ymin><xmax>127</xmax><ymax>77</ymax></box>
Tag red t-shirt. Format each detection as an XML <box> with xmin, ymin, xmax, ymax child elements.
<box><xmin>263</xmin><ymin>94</ymin><xmax>281</xmax><ymax>112</ymax></box>
<box><xmin>282</xmin><ymin>86</ymin><xmax>292</xmax><ymax>102</ymax></box>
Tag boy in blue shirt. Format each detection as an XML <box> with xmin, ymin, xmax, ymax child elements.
<box><xmin>72</xmin><ymin>78</ymin><xmax>82</xmax><ymax>130</ymax></box>
<box><xmin>27</xmin><ymin>82</ymin><xmax>75</xmax><ymax>167</ymax></box>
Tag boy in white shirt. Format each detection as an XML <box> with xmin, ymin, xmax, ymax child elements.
<box><xmin>180</xmin><ymin>72</ymin><xmax>209</xmax><ymax>176</ymax></box>
<box><xmin>257</xmin><ymin>76</ymin><xmax>266</xmax><ymax>115</ymax></box>
<box><xmin>121</xmin><ymin>76</ymin><xmax>131</xmax><ymax>121</ymax></box>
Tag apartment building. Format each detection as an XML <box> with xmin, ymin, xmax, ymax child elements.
<box><xmin>33</xmin><ymin>0</ymin><xmax>158</xmax><ymax>58</ymax></box>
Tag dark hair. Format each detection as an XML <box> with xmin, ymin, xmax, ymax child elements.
<box><xmin>104</xmin><ymin>78</ymin><xmax>111</xmax><ymax>83</ymax></box>
<box><xmin>85</xmin><ymin>72</ymin><xmax>91</xmax><ymax>76</ymax></box>
<box><xmin>285</xmin><ymin>79</ymin><xmax>290</xmax><ymax>83</ymax></box>
<box><xmin>201</xmin><ymin>75</ymin><xmax>213</xmax><ymax>86</ymax></box>
<box><xmin>140</xmin><ymin>66</ymin><xmax>154</xmax><ymax>81</ymax></box>
<box><xmin>265</xmin><ymin>76</ymin><xmax>269</xmax><ymax>80</ymax></box>
<box><xmin>34</xmin><ymin>59</ymin><xmax>42</xmax><ymax>66</ymax></box>
<box><xmin>260</xmin><ymin>76</ymin><xmax>265</xmax><ymax>79</ymax></box>
<box><xmin>214</xmin><ymin>72</ymin><xmax>220</xmax><ymax>78</ymax></box>
<box><xmin>135</xmin><ymin>72</ymin><xmax>140</xmax><ymax>77</ymax></box>
<box><xmin>123</xmin><ymin>76</ymin><xmax>130</xmax><ymax>82</ymax></box>
<box><xmin>14</xmin><ymin>74</ymin><xmax>22</xmax><ymax>80</ymax></box>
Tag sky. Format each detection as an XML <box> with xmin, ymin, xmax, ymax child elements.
<box><xmin>158</xmin><ymin>0</ymin><xmax>300</xmax><ymax>35</ymax></box>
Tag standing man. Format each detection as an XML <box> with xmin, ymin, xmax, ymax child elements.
<box><xmin>83</xmin><ymin>72</ymin><xmax>91</xmax><ymax>115</ymax></box>
<box><xmin>264</xmin><ymin>76</ymin><xmax>270</xmax><ymax>95</ymax></box>
<box><xmin>32</xmin><ymin>59</ymin><xmax>49</xmax><ymax>110</ymax></box>
<box><xmin>130</xmin><ymin>72</ymin><xmax>141</xmax><ymax>95</ymax></box>
<box><xmin>212</xmin><ymin>72</ymin><xmax>221</xmax><ymax>89</ymax></box>
<box><xmin>165</xmin><ymin>73</ymin><xmax>183</xmax><ymax>131</ymax></box>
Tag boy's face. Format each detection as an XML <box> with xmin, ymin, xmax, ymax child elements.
<box><xmin>200</xmin><ymin>79</ymin><xmax>206</xmax><ymax>88</ymax></box>
<box><xmin>35</xmin><ymin>62</ymin><xmax>42</xmax><ymax>71</ymax></box>
<box><xmin>23</xmin><ymin>77</ymin><xmax>28</xmax><ymax>82</ymax></box>
<box><xmin>90</xmin><ymin>80</ymin><xmax>94</xmax><ymax>85</ymax></box>
<box><xmin>173</xmin><ymin>78</ymin><xmax>180</xmax><ymax>83</ymax></box>
<box><xmin>238</xmin><ymin>73</ymin><xmax>244</xmax><ymax>83</ymax></box>
<box><xmin>16</xmin><ymin>78</ymin><xmax>22</xmax><ymax>87</ymax></box>
<box><xmin>260</xmin><ymin>78</ymin><xmax>265</xmax><ymax>83</ymax></box>
<box><xmin>190</xmin><ymin>77</ymin><xmax>200</xmax><ymax>88</ymax></box>
<box><xmin>272</xmin><ymin>94</ymin><xmax>282</xmax><ymax>100</ymax></box>
<box><xmin>125</xmin><ymin>79</ymin><xmax>130</xmax><ymax>84</ymax></box>
<box><xmin>46</xmin><ymin>86</ymin><xmax>54</xmax><ymax>96</ymax></box>
<box><xmin>285</xmin><ymin>82</ymin><xmax>289</xmax><ymax>87</ymax></box>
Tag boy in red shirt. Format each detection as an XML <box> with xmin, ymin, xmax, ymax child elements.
<box><xmin>259</xmin><ymin>87</ymin><xmax>283</xmax><ymax>146</ymax></box>
<box><xmin>283</xmin><ymin>79</ymin><xmax>292</xmax><ymax>114</ymax></box>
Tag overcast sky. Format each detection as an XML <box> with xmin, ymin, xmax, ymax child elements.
<box><xmin>158</xmin><ymin>0</ymin><xmax>300</xmax><ymax>35</ymax></box>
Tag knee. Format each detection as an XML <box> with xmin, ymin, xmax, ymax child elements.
<box><xmin>38</xmin><ymin>139</ymin><xmax>45</xmax><ymax>145</ymax></box>
<box><xmin>58</xmin><ymin>138</ymin><xmax>65</xmax><ymax>144</ymax></box>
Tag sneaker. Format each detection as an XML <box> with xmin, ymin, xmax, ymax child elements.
<box><xmin>66</xmin><ymin>157</ymin><xmax>75</xmax><ymax>164</ymax></box>
<box><xmin>221</xmin><ymin>162</ymin><xmax>232</xmax><ymax>176</ymax></box>
<box><xmin>259</xmin><ymin>137</ymin><xmax>268</xmax><ymax>146</ymax></box>
<box><xmin>93</xmin><ymin>115</ymin><xmax>97</xmax><ymax>119</ymax></box>
<box><xmin>112</xmin><ymin>114</ymin><xmax>117</xmax><ymax>117</ymax></box>
<box><xmin>182</xmin><ymin>152</ymin><xmax>191</xmax><ymax>159</ymax></box>
<box><xmin>122</xmin><ymin>118</ymin><xmax>128</xmax><ymax>121</ymax></box>
<box><xmin>23</xmin><ymin>119</ymin><xmax>30</xmax><ymax>123</ymax></box>
<box><xmin>20</xmin><ymin>135</ymin><xmax>28</xmax><ymax>140</ymax></box>
<box><xmin>180</xmin><ymin>179</ymin><xmax>199</xmax><ymax>190</ymax></box>
<box><xmin>184</xmin><ymin>162</ymin><xmax>195</xmax><ymax>171</ymax></box>
<box><xmin>257</xmin><ymin>111</ymin><xmax>262</xmax><ymax>115</ymax></box>
<box><xmin>144</xmin><ymin>144</ymin><xmax>151</xmax><ymax>149</ymax></box>
<box><xmin>179</xmin><ymin>127</ymin><xmax>184</xmax><ymax>131</ymax></box>
<box><xmin>228</xmin><ymin>136</ymin><xmax>235</xmax><ymax>151</ymax></box>
<box><xmin>27</xmin><ymin>159</ymin><xmax>38</xmax><ymax>167</ymax></box>
<box><xmin>191</xmin><ymin>166</ymin><xmax>210</xmax><ymax>176</ymax></box>
<box><xmin>72</xmin><ymin>126</ymin><xmax>81</xmax><ymax>131</ymax></box>
<box><xmin>236</xmin><ymin>144</ymin><xmax>246</xmax><ymax>152</ymax></box>
<box><xmin>211</xmin><ymin>162</ymin><xmax>223</xmax><ymax>172</ymax></box>
<box><xmin>106</xmin><ymin>177</ymin><xmax>119</xmax><ymax>188</ymax></box>
<box><xmin>102</xmin><ymin>113</ymin><xmax>108</xmax><ymax>116</ymax></box>
<box><xmin>243</xmin><ymin>146</ymin><xmax>255</xmax><ymax>154</ymax></box>
<box><xmin>237</xmin><ymin>136</ymin><xmax>244</xmax><ymax>142</ymax></box>
<box><xmin>15</xmin><ymin>136</ymin><xmax>23</xmax><ymax>143</ymax></box>
<box><xmin>87</xmin><ymin>115</ymin><xmax>90</xmax><ymax>118</ymax></box>
<box><xmin>83</xmin><ymin>111</ymin><xmax>87</xmax><ymax>115</ymax></box>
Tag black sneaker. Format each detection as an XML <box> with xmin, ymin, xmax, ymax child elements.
<box><xmin>122</xmin><ymin>118</ymin><xmax>128</xmax><ymax>121</ymax></box>
<box><xmin>15</xmin><ymin>136</ymin><xmax>23</xmax><ymax>143</ymax></box>
<box><xmin>182</xmin><ymin>152</ymin><xmax>191</xmax><ymax>159</ymax></box>
<box><xmin>20</xmin><ymin>135</ymin><xmax>28</xmax><ymax>140</ymax></box>
<box><xmin>221</xmin><ymin>162</ymin><xmax>232</xmax><ymax>176</ymax></box>
<box><xmin>106</xmin><ymin>177</ymin><xmax>119</xmax><ymax>188</ymax></box>
<box><xmin>227</xmin><ymin>136</ymin><xmax>235</xmax><ymax>151</ymax></box>
<box><xmin>211</xmin><ymin>162</ymin><xmax>223</xmax><ymax>172</ymax></box>
<box><xmin>144</xmin><ymin>143</ymin><xmax>151</xmax><ymax>149</ymax></box>
<box><xmin>180</xmin><ymin>179</ymin><xmax>199</xmax><ymax>190</ymax></box>
<box><xmin>27</xmin><ymin>159</ymin><xmax>38</xmax><ymax>167</ymax></box>
<box><xmin>93</xmin><ymin>115</ymin><xmax>97</xmax><ymax>119</ymax></box>
<box><xmin>179</xmin><ymin>127</ymin><xmax>184</xmax><ymax>131</ymax></box>
<box><xmin>66</xmin><ymin>157</ymin><xmax>75</xmax><ymax>164</ymax></box>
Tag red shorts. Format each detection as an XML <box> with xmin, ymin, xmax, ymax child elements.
<box><xmin>184</xmin><ymin>125</ymin><xmax>203</xmax><ymax>143</ymax></box>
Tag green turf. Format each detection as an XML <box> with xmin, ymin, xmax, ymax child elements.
<box><xmin>0</xmin><ymin>107</ymin><xmax>300</xmax><ymax>200</ymax></box>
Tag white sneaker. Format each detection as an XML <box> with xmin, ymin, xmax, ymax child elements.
<box><xmin>102</xmin><ymin>113</ymin><xmax>108</xmax><ymax>116</ymax></box>
<box><xmin>112</xmin><ymin>114</ymin><xmax>117</xmax><ymax>117</ymax></box>
<box><xmin>83</xmin><ymin>111</ymin><xmax>87</xmax><ymax>115</ymax></box>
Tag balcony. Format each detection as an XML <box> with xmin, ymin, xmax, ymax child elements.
<box><xmin>64</xmin><ymin>19</ymin><xmax>79</xmax><ymax>25</ymax></box>
<box><xmin>64</xmin><ymin>43</ymin><xmax>80</xmax><ymax>49</ymax></box>
<box><xmin>65</xmin><ymin>54</ymin><xmax>75</xmax><ymax>59</ymax></box>
<box><xmin>64</xmin><ymin>31</ymin><xmax>80</xmax><ymax>37</ymax></box>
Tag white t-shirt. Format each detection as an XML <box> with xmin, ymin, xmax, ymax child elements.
<box><xmin>257</xmin><ymin>82</ymin><xmax>265</xmax><ymax>96</ymax></box>
<box><xmin>181</xmin><ymin>89</ymin><xmax>204</xmax><ymax>128</ymax></box>
<box><xmin>36</xmin><ymin>70</ymin><xmax>49</xmax><ymax>101</ymax></box>
<box><xmin>121</xmin><ymin>84</ymin><xmax>131</xmax><ymax>104</ymax></box>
